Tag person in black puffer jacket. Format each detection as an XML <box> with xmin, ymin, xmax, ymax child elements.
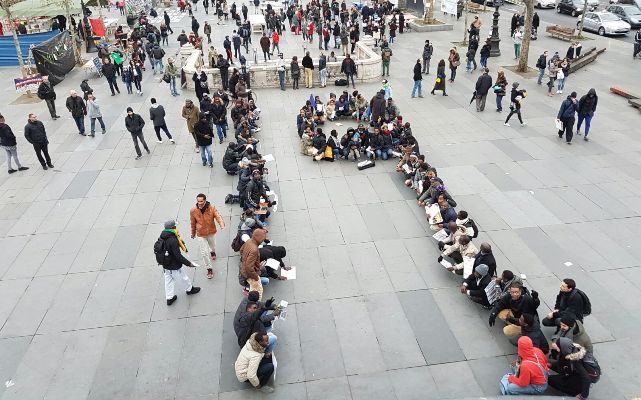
<box><xmin>194</xmin><ymin>112</ymin><xmax>214</xmax><ymax>167</ymax></box>
<box><xmin>223</xmin><ymin>142</ymin><xmax>243</xmax><ymax>175</ymax></box>
<box><xmin>24</xmin><ymin>113</ymin><xmax>53</xmax><ymax>169</ymax></box>
<box><xmin>576</xmin><ymin>88</ymin><xmax>597</xmax><ymax>142</ymax></box>
<box><xmin>158</xmin><ymin>220</ymin><xmax>200</xmax><ymax>306</ymax></box>
<box><xmin>0</xmin><ymin>115</ymin><xmax>29</xmax><ymax>173</ymax></box>
<box><xmin>124</xmin><ymin>107</ymin><xmax>149</xmax><ymax>159</ymax></box>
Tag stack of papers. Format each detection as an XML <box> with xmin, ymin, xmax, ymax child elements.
<box><xmin>280</xmin><ymin>266</ymin><xmax>296</xmax><ymax>280</ymax></box>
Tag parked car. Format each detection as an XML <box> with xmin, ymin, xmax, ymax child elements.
<box><xmin>471</xmin><ymin>0</ymin><xmax>495</xmax><ymax>6</ymax></box>
<box><xmin>606</xmin><ymin>4</ymin><xmax>641</xmax><ymax>27</ymax></box>
<box><xmin>609</xmin><ymin>0</ymin><xmax>641</xmax><ymax>8</ymax></box>
<box><xmin>536</xmin><ymin>0</ymin><xmax>556</xmax><ymax>8</ymax></box>
<box><xmin>577</xmin><ymin>11</ymin><xmax>631</xmax><ymax>35</ymax></box>
<box><xmin>557</xmin><ymin>0</ymin><xmax>595</xmax><ymax>16</ymax></box>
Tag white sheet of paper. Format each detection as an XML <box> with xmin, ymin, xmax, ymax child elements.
<box><xmin>563</xmin><ymin>261</ymin><xmax>573</xmax><ymax>267</ymax></box>
<box><xmin>463</xmin><ymin>256</ymin><xmax>474</xmax><ymax>279</ymax></box>
<box><xmin>432</xmin><ymin>229</ymin><xmax>449</xmax><ymax>242</ymax></box>
<box><xmin>402</xmin><ymin>164</ymin><xmax>412</xmax><ymax>174</ymax></box>
<box><xmin>440</xmin><ymin>259</ymin><xmax>453</xmax><ymax>269</ymax></box>
<box><xmin>272</xmin><ymin>351</ymin><xmax>277</xmax><ymax>381</ymax></box>
<box><xmin>279</xmin><ymin>300</ymin><xmax>288</xmax><ymax>308</ymax></box>
<box><xmin>280</xmin><ymin>266</ymin><xmax>296</xmax><ymax>280</ymax></box>
<box><xmin>262</xmin><ymin>153</ymin><xmax>275</xmax><ymax>162</ymax></box>
<box><xmin>555</xmin><ymin>118</ymin><xmax>563</xmax><ymax>131</ymax></box>
<box><xmin>265</xmin><ymin>258</ymin><xmax>280</xmax><ymax>269</ymax></box>
<box><xmin>426</xmin><ymin>204</ymin><xmax>443</xmax><ymax>224</ymax></box>
<box><xmin>466</xmin><ymin>226</ymin><xmax>475</xmax><ymax>237</ymax></box>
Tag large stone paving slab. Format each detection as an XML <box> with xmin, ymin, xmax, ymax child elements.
<box><xmin>0</xmin><ymin>2</ymin><xmax>640</xmax><ymax>399</ymax></box>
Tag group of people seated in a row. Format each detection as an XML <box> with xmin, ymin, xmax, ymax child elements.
<box><xmin>395</xmin><ymin>139</ymin><xmax>599</xmax><ymax>399</ymax></box>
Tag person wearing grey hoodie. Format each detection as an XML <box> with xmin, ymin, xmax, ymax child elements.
<box><xmin>86</xmin><ymin>94</ymin><xmax>106</xmax><ymax>136</ymax></box>
<box><xmin>460</xmin><ymin>263</ymin><xmax>492</xmax><ymax>307</ymax></box>
<box><xmin>548</xmin><ymin>337</ymin><xmax>594</xmax><ymax>399</ymax></box>
<box><xmin>149</xmin><ymin>98</ymin><xmax>174</xmax><ymax>143</ymax></box>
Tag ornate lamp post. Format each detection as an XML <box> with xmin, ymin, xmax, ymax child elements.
<box><xmin>489</xmin><ymin>0</ymin><xmax>503</xmax><ymax>57</ymax></box>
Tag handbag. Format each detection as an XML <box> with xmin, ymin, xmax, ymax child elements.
<box><xmin>162</xmin><ymin>73</ymin><xmax>171</xmax><ymax>83</ymax></box>
<box><xmin>452</xmin><ymin>60</ymin><xmax>460</xmax><ymax>67</ymax></box>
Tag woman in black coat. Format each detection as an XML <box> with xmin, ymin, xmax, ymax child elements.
<box><xmin>431</xmin><ymin>59</ymin><xmax>447</xmax><ymax>96</ymax></box>
<box><xmin>192</xmin><ymin>70</ymin><xmax>210</xmax><ymax>101</ymax></box>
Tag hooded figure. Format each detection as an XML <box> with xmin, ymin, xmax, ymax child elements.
<box><xmin>461</xmin><ymin>263</ymin><xmax>493</xmax><ymax>307</ymax></box>
<box><xmin>500</xmin><ymin>336</ymin><xmax>549</xmax><ymax>395</ymax></box>
<box><xmin>548</xmin><ymin>337</ymin><xmax>593</xmax><ymax>399</ymax></box>
<box><xmin>577</xmin><ymin>88</ymin><xmax>598</xmax><ymax>141</ymax></box>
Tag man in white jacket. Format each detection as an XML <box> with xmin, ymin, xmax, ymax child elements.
<box><xmin>235</xmin><ymin>332</ymin><xmax>275</xmax><ymax>393</ymax></box>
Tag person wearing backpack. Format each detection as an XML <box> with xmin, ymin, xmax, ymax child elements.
<box><xmin>543</xmin><ymin>278</ymin><xmax>587</xmax><ymax>327</ymax></box>
<box><xmin>156</xmin><ymin>220</ymin><xmax>201</xmax><ymax>305</ymax></box>
<box><xmin>550</xmin><ymin>316</ymin><xmax>593</xmax><ymax>355</ymax></box>
<box><xmin>548</xmin><ymin>337</ymin><xmax>597</xmax><ymax>399</ymax></box>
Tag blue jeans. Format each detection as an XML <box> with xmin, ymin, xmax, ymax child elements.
<box><xmin>537</xmin><ymin>67</ymin><xmax>545</xmax><ymax>84</ymax></box>
<box><xmin>557</xmin><ymin>77</ymin><xmax>566</xmax><ymax>91</ymax></box>
<box><xmin>278</xmin><ymin>70</ymin><xmax>285</xmax><ymax>90</ymax></box>
<box><xmin>266</xmin><ymin>332</ymin><xmax>277</xmax><ymax>353</ymax></box>
<box><xmin>514</xmin><ymin>43</ymin><xmax>521</xmax><ymax>58</ymax></box>
<box><xmin>199</xmin><ymin>144</ymin><xmax>213</xmax><ymax>164</ymax></box>
<box><xmin>577</xmin><ymin>114</ymin><xmax>593</xmax><ymax>136</ymax></box>
<box><xmin>169</xmin><ymin>77</ymin><xmax>178</xmax><ymax>95</ymax></box>
<box><xmin>90</xmin><ymin>117</ymin><xmax>105</xmax><ymax>134</ymax></box>
<box><xmin>320</xmin><ymin>68</ymin><xmax>327</xmax><ymax>86</ymax></box>
<box><xmin>496</xmin><ymin>95</ymin><xmax>504</xmax><ymax>111</ymax></box>
<box><xmin>215</xmin><ymin>124</ymin><xmax>226</xmax><ymax>141</ymax></box>
<box><xmin>379</xmin><ymin>148</ymin><xmax>393</xmax><ymax>160</ymax></box>
<box><xmin>480</xmin><ymin>55</ymin><xmax>488</xmax><ymax>69</ymax></box>
<box><xmin>412</xmin><ymin>80</ymin><xmax>422</xmax><ymax>97</ymax></box>
<box><xmin>363</xmin><ymin>106</ymin><xmax>371</xmax><ymax>120</ymax></box>
<box><xmin>73</xmin><ymin>116</ymin><xmax>85</xmax><ymax>134</ymax></box>
<box><xmin>153</xmin><ymin>59</ymin><xmax>164</xmax><ymax>73</ymax></box>
<box><xmin>500</xmin><ymin>374</ymin><xmax>547</xmax><ymax>395</ymax></box>
<box><xmin>450</xmin><ymin>68</ymin><xmax>457</xmax><ymax>81</ymax></box>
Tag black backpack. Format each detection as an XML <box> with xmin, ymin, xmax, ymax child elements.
<box><xmin>581</xmin><ymin>352</ymin><xmax>601</xmax><ymax>383</ymax></box>
<box><xmin>573</xmin><ymin>289</ymin><xmax>592</xmax><ymax>317</ymax></box>
<box><xmin>154</xmin><ymin>237</ymin><xmax>170</xmax><ymax>266</ymax></box>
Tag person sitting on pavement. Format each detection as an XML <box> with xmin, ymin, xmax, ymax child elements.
<box><xmin>455</xmin><ymin>210</ymin><xmax>479</xmax><ymax>238</ymax></box>
<box><xmin>489</xmin><ymin>282</ymin><xmax>540</xmax><ymax>337</ymax></box>
<box><xmin>499</xmin><ymin>336</ymin><xmax>549</xmax><ymax>396</ymax></box>
<box><xmin>418</xmin><ymin>177</ymin><xmax>457</xmax><ymax>208</ymax></box>
<box><xmin>508</xmin><ymin>313</ymin><xmax>550</xmax><ymax>355</ymax></box>
<box><xmin>474</xmin><ymin>242</ymin><xmax>497</xmax><ymax>278</ymax></box>
<box><xmin>240</xmin><ymin>228</ymin><xmax>269</xmax><ymax>299</ymax></box>
<box><xmin>550</xmin><ymin>315</ymin><xmax>593</xmax><ymax>356</ymax></box>
<box><xmin>460</xmin><ymin>263</ymin><xmax>492</xmax><ymax>307</ymax></box>
<box><xmin>548</xmin><ymin>337</ymin><xmax>595</xmax><ymax>400</ymax></box>
<box><xmin>430</xmin><ymin>194</ymin><xmax>457</xmax><ymax>232</ymax></box>
<box><xmin>495</xmin><ymin>269</ymin><xmax>522</xmax><ymax>298</ymax></box>
<box><xmin>542</xmin><ymin>278</ymin><xmax>585</xmax><ymax>328</ymax></box>
<box><xmin>438</xmin><ymin>234</ymin><xmax>478</xmax><ymax>275</ymax></box>
<box><xmin>234</xmin><ymin>332</ymin><xmax>276</xmax><ymax>394</ymax></box>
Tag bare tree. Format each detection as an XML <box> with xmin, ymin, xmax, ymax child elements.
<box><xmin>0</xmin><ymin>0</ymin><xmax>28</xmax><ymax>74</ymax></box>
<box><xmin>517</xmin><ymin>0</ymin><xmax>534</xmax><ymax>72</ymax></box>
<box><xmin>424</xmin><ymin>0</ymin><xmax>435</xmax><ymax>24</ymax></box>
<box><xmin>462</xmin><ymin>0</ymin><xmax>470</xmax><ymax>44</ymax></box>
<box><xmin>577</xmin><ymin>0</ymin><xmax>589</xmax><ymax>37</ymax></box>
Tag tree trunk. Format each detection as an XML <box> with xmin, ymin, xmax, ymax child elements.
<box><xmin>577</xmin><ymin>0</ymin><xmax>588</xmax><ymax>37</ymax></box>
<box><xmin>462</xmin><ymin>0</ymin><xmax>469</xmax><ymax>44</ymax></box>
<box><xmin>517</xmin><ymin>0</ymin><xmax>534</xmax><ymax>72</ymax></box>
<box><xmin>63</xmin><ymin>1</ymin><xmax>83</xmax><ymax>64</ymax></box>
<box><xmin>426</xmin><ymin>0</ymin><xmax>435</xmax><ymax>24</ymax></box>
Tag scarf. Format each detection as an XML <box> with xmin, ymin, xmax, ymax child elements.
<box><xmin>164</xmin><ymin>228</ymin><xmax>187</xmax><ymax>252</ymax></box>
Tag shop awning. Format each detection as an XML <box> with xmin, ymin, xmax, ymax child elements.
<box><xmin>0</xmin><ymin>0</ymin><xmax>82</xmax><ymax>18</ymax></box>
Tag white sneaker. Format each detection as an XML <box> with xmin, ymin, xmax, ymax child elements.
<box><xmin>556</xmin><ymin>90</ymin><xmax>561</xmax><ymax>94</ymax></box>
<box><xmin>521</xmin><ymin>122</ymin><xmax>527</xmax><ymax>126</ymax></box>
<box><xmin>157</xmin><ymin>140</ymin><xmax>163</xmax><ymax>144</ymax></box>
<box><xmin>170</xmin><ymin>138</ymin><xmax>175</xmax><ymax>143</ymax></box>
<box><xmin>504</xmin><ymin>122</ymin><xmax>510</xmax><ymax>127</ymax></box>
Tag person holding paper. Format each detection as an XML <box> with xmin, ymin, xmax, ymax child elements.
<box><xmin>474</xmin><ymin>243</ymin><xmax>497</xmax><ymax>278</ymax></box>
<box><xmin>430</xmin><ymin>195</ymin><xmax>457</xmax><ymax>231</ymax></box>
<box><xmin>240</xmin><ymin>228</ymin><xmax>269</xmax><ymax>299</ymax></box>
<box><xmin>234</xmin><ymin>332</ymin><xmax>276</xmax><ymax>393</ymax></box>
<box><xmin>438</xmin><ymin>235</ymin><xmax>478</xmax><ymax>275</ymax></box>
<box><xmin>460</xmin><ymin>263</ymin><xmax>492</xmax><ymax>307</ymax></box>
<box><xmin>499</xmin><ymin>336</ymin><xmax>549</xmax><ymax>395</ymax></box>
<box><xmin>437</xmin><ymin>222</ymin><xmax>467</xmax><ymax>252</ymax></box>
<box><xmin>455</xmin><ymin>210</ymin><xmax>479</xmax><ymax>238</ymax></box>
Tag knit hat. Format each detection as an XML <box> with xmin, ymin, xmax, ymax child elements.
<box><xmin>126</xmin><ymin>107</ymin><xmax>133</xmax><ymax>112</ymax></box>
<box><xmin>560</xmin><ymin>315</ymin><xmax>576</xmax><ymax>327</ymax></box>
<box><xmin>557</xmin><ymin>336</ymin><xmax>574</xmax><ymax>356</ymax></box>
<box><xmin>475</xmin><ymin>264</ymin><xmax>489</xmax><ymax>277</ymax></box>
<box><xmin>164</xmin><ymin>220</ymin><xmax>176</xmax><ymax>229</ymax></box>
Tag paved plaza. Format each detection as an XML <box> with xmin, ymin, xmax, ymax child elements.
<box><xmin>1</xmin><ymin>2</ymin><xmax>641</xmax><ymax>399</ymax></box>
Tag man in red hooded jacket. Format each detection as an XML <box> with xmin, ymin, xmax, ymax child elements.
<box><xmin>500</xmin><ymin>336</ymin><xmax>549</xmax><ymax>395</ymax></box>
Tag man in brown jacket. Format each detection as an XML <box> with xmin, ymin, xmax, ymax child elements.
<box><xmin>240</xmin><ymin>228</ymin><xmax>267</xmax><ymax>299</ymax></box>
<box><xmin>181</xmin><ymin>99</ymin><xmax>200</xmax><ymax>152</ymax></box>
<box><xmin>190</xmin><ymin>193</ymin><xmax>225</xmax><ymax>279</ymax></box>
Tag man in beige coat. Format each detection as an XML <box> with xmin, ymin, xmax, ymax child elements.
<box><xmin>235</xmin><ymin>332</ymin><xmax>274</xmax><ymax>393</ymax></box>
<box><xmin>190</xmin><ymin>193</ymin><xmax>225</xmax><ymax>279</ymax></box>
<box><xmin>181</xmin><ymin>99</ymin><xmax>200</xmax><ymax>151</ymax></box>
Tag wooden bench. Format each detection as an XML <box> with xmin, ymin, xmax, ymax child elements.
<box><xmin>545</xmin><ymin>25</ymin><xmax>576</xmax><ymax>41</ymax></box>
<box><xmin>609</xmin><ymin>86</ymin><xmax>641</xmax><ymax>112</ymax></box>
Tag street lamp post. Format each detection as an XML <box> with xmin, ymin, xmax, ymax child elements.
<box><xmin>489</xmin><ymin>0</ymin><xmax>503</xmax><ymax>57</ymax></box>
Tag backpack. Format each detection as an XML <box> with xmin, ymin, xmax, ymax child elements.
<box><xmin>231</xmin><ymin>231</ymin><xmax>243</xmax><ymax>252</ymax></box>
<box><xmin>581</xmin><ymin>352</ymin><xmax>601</xmax><ymax>383</ymax></box>
<box><xmin>335</xmin><ymin>78</ymin><xmax>347</xmax><ymax>86</ymax></box>
<box><xmin>153</xmin><ymin>237</ymin><xmax>170</xmax><ymax>266</ymax></box>
<box><xmin>573</xmin><ymin>289</ymin><xmax>592</xmax><ymax>316</ymax></box>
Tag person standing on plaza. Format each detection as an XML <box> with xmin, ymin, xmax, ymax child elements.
<box><xmin>504</xmin><ymin>82</ymin><xmax>526</xmax><ymax>127</ymax></box>
<box><xmin>194</xmin><ymin>112</ymin><xmax>214</xmax><ymax>167</ymax></box>
<box><xmin>86</xmin><ymin>94</ymin><xmax>106</xmax><ymax>136</ymax></box>
<box><xmin>24</xmin><ymin>113</ymin><xmax>54</xmax><ymax>170</ymax></box>
<box><xmin>149</xmin><ymin>98</ymin><xmax>174</xmax><ymax>143</ymax></box>
<box><xmin>165</xmin><ymin>57</ymin><xmax>180</xmax><ymax>96</ymax></box>
<box><xmin>557</xmin><ymin>91</ymin><xmax>578</xmax><ymax>145</ymax></box>
<box><xmin>536</xmin><ymin>51</ymin><xmax>548</xmax><ymax>85</ymax></box>
<box><xmin>191</xmin><ymin>15</ymin><xmax>200</xmax><ymax>36</ymax></box>
<box><xmin>36</xmin><ymin>75</ymin><xmax>60</xmax><ymax>120</ymax></box>
<box><xmin>190</xmin><ymin>193</ymin><xmax>225</xmax><ymax>279</ymax></box>
<box><xmin>474</xmin><ymin>68</ymin><xmax>493</xmax><ymax>112</ymax></box>
<box><xmin>318</xmin><ymin>52</ymin><xmax>327</xmax><ymax>88</ymax></box>
<box><xmin>577</xmin><ymin>89</ymin><xmax>597</xmax><ymax>142</ymax></box>
<box><xmin>302</xmin><ymin>51</ymin><xmax>314</xmax><ymax>89</ymax></box>
<box><xmin>182</xmin><ymin>99</ymin><xmax>200</xmax><ymax>152</ymax></box>
<box><xmin>157</xmin><ymin>219</ymin><xmax>201</xmax><ymax>306</ymax></box>
<box><xmin>341</xmin><ymin>54</ymin><xmax>357</xmax><ymax>89</ymax></box>
<box><xmin>448</xmin><ymin>48</ymin><xmax>460</xmax><ymax>83</ymax></box>
<box><xmin>411</xmin><ymin>59</ymin><xmax>423</xmax><ymax>98</ymax></box>
<box><xmin>290</xmin><ymin>56</ymin><xmax>300</xmax><ymax>89</ymax></box>
<box><xmin>431</xmin><ymin>59</ymin><xmax>447</xmax><ymax>96</ymax></box>
<box><xmin>0</xmin><ymin>114</ymin><xmax>29</xmax><ymax>174</ymax></box>
<box><xmin>204</xmin><ymin>21</ymin><xmax>212</xmax><ymax>43</ymax></box>
<box><xmin>422</xmin><ymin>40</ymin><xmax>433</xmax><ymax>74</ymax></box>
<box><xmin>102</xmin><ymin>57</ymin><xmax>120</xmax><ymax>96</ymax></box>
<box><xmin>271</xmin><ymin>30</ymin><xmax>280</xmax><ymax>55</ymax></box>
<box><xmin>495</xmin><ymin>70</ymin><xmax>508</xmax><ymax>112</ymax></box>
<box><xmin>512</xmin><ymin>27</ymin><xmax>523</xmax><ymax>59</ymax></box>
<box><xmin>381</xmin><ymin>41</ymin><xmax>392</xmax><ymax>77</ymax></box>
<box><xmin>275</xmin><ymin>53</ymin><xmax>286</xmax><ymax>91</ymax></box>
<box><xmin>65</xmin><ymin>90</ymin><xmax>87</xmax><ymax>136</ymax></box>
<box><xmin>164</xmin><ymin>10</ymin><xmax>174</xmax><ymax>34</ymax></box>
<box><xmin>124</xmin><ymin>107</ymin><xmax>150</xmax><ymax>159</ymax></box>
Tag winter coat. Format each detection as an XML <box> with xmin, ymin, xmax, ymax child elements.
<box><xmin>577</xmin><ymin>89</ymin><xmax>597</xmax><ymax>116</ymax></box>
<box><xmin>434</xmin><ymin>65</ymin><xmax>446</xmax><ymax>91</ymax></box>
<box><xmin>149</xmin><ymin>104</ymin><xmax>167</xmax><ymax>127</ymax></box>
<box><xmin>507</xmin><ymin>336</ymin><xmax>549</xmax><ymax>387</ymax></box>
<box><xmin>0</xmin><ymin>123</ymin><xmax>17</xmax><ymax>146</ymax></box>
<box><xmin>37</xmin><ymin>81</ymin><xmax>56</xmax><ymax>100</ymax></box>
<box><xmin>86</xmin><ymin>99</ymin><xmax>103</xmax><ymax>118</ymax></box>
<box><xmin>413</xmin><ymin>62</ymin><xmax>422</xmax><ymax>81</ymax></box>
<box><xmin>473</xmin><ymin>250</ymin><xmax>497</xmax><ymax>278</ymax></box>
<box><xmin>152</xmin><ymin>45</ymin><xmax>165</xmax><ymax>60</ymax></box>
<box><xmin>223</xmin><ymin>147</ymin><xmax>241</xmax><ymax>168</ymax></box>
<box><xmin>475</xmin><ymin>74</ymin><xmax>493</xmax><ymax>96</ymax></box>
<box><xmin>491</xmin><ymin>288</ymin><xmax>540</xmax><ymax>321</ymax></box>
<box><xmin>234</xmin><ymin>307</ymin><xmax>266</xmax><ymax>347</ymax></box>
<box><xmin>553</xmin><ymin>320</ymin><xmax>593</xmax><ymax>354</ymax></box>
<box><xmin>463</xmin><ymin>270</ymin><xmax>492</xmax><ymax>302</ymax></box>
<box><xmin>369</xmin><ymin>92</ymin><xmax>386</xmax><ymax>123</ymax></box>
<box><xmin>102</xmin><ymin>62</ymin><xmax>117</xmax><ymax>79</ymax></box>
<box><xmin>193</xmin><ymin>120</ymin><xmax>214</xmax><ymax>146</ymax></box>
<box><xmin>302</xmin><ymin>55</ymin><xmax>314</xmax><ymax>70</ymax></box>
<box><xmin>66</xmin><ymin>96</ymin><xmax>86</xmax><ymax>117</ymax></box>
<box><xmin>182</xmin><ymin>104</ymin><xmax>200</xmax><ymax>133</ymax></box>
<box><xmin>125</xmin><ymin>113</ymin><xmax>145</xmax><ymax>133</ymax></box>
<box><xmin>240</xmin><ymin>229</ymin><xmax>267</xmax><ymax>281</ymax></box>
<box><xmin>290</xmin><ymin>60</ymin><xmax>300</xmax><ymax>78</ymax></box>
<box><xmin>211</xmin><ymin>103</ymin><xmax>227</xmax><ymax>125</ymax></box>
<box><xmin>422</xmin><ymin>44</ymin><xmax>433</xmax><ymax>60</ymax></box>
<box><xmin>557</xmin><ymin>97</ymin><xmax>578</xmax><ymax>120</ymax></box>
<box><xmin>552</xmin><ymin>289</ymin><xmax>585</xmax><ymax>322</ymax></box>
<box><xmin>190</xmin><ymin>201</ymin><xmax>225</xmax><ymax>237</ymax></box>
<box><xmin>340</xmin><ymin>58</ymin><xmax>356</xmax><ymax>74</ymax></box>
<box><xmin>259</xmin><ymin>36</ymin><xmax>270</xmax><ymax>52</ymax></box>
<box><xmin>158</xmin><ymin>230</ymin><xmax>193</xmax><ymax>270</ymax></box>
<box><xmin>234</xmin><ymin>333</ymin><xmax>266</xmax><ymax>387</ymax></box>
<box><xmin>549</xmin><ymin>339</ymin><xmax>591</xmax><ymax>399</ymax></box>
<box><xmin>24</xmin><ymin>120</ymin><xmax>48</xmax><ymax>145</ymax></box>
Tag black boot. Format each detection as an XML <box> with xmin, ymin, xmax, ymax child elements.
<box><xmin>186</xmin><ymin>286</ymin><xmax>201</xmax><ymax>295</ymax></box>
<box><xmin>166</xmin><ymin>295</ymin><xmax>177</xmax><ymax>305</ymax></box>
